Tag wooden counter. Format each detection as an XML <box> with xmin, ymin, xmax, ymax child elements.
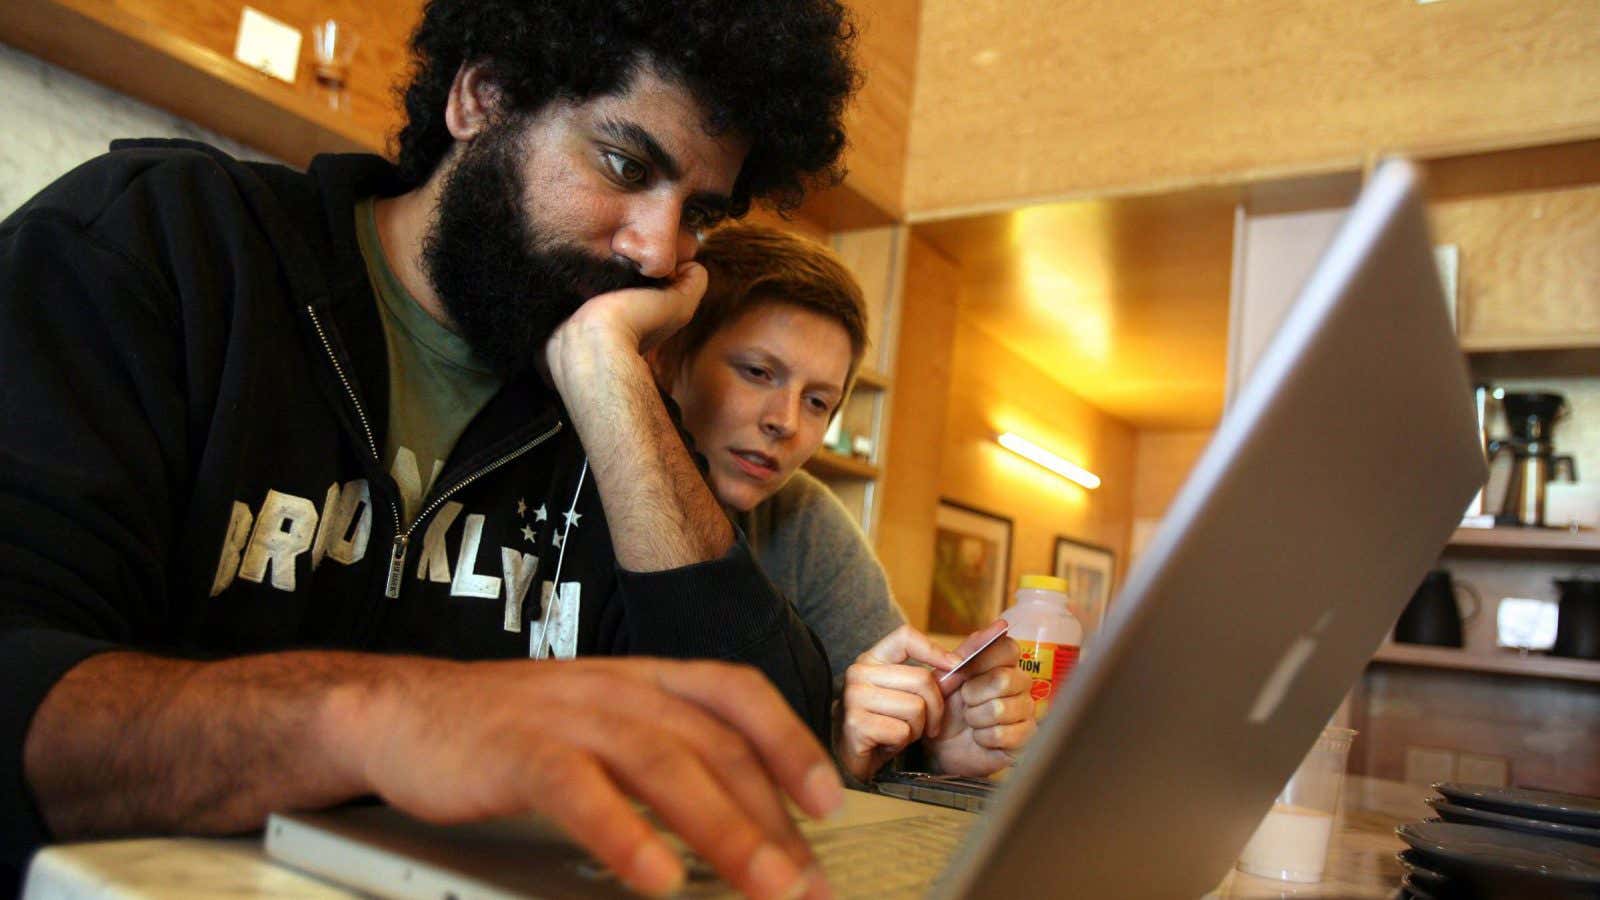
<box><xmin>23</xmin><ymin>776</ymin><xmax>1429</xmax><ymax>898</ymax></box>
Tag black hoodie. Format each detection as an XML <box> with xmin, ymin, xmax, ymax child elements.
<box><xmin>0</xmin><ymin>140</ymin><xmax>832</xmax><ymax>866</ymax></box>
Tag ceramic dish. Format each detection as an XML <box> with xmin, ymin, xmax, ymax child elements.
<box><xmin>1434</xmin><ymin>783</ymin><xmax>1600</xmax><ymax>829</ymax></box>
<box><xmin>1397</xmin><ymin>848</ymin><xmax>1456</xmax><ymax>893</ymax></box>
<box><xmin>1428</xmin><ymin>796</ymin><xmax>1600</xmax><ymax>848</ymax></box>
<box><xmin>1397</xmin><ymin>821</ymin><xmax>1600</xmax><ymax>899</ymax></box>
<box><xmin>1400</xmin><ymin>874</ymin><xmax>1437</xmax><ymax>900</ymax></box>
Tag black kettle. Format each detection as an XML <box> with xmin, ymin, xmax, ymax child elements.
<box><xmin>1552</xmin><ymin>578</ymin><xmax>1600</xmax><ymax>660</ymax></box>
<box><xmin>1394</xmin><ymin>570</ymin><xmax>1479</xmax><ymax>647</ymax></box>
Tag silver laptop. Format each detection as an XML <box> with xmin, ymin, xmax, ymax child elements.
<box><xmin>265</xmin><ymin>159</ymin><xmax>1486</xmax><ymax>899</ymax></box>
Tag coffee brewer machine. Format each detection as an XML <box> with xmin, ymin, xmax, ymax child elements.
<box><xmin>1488</xmin><ymin>391</ymin><xmax>1577</xmax><ymax>528</ymax></box>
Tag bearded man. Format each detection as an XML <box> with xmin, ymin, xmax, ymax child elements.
<box><xmin>0</xmin><ymin>2</ymin><xmax>858</xmax><ymax>898</ymax></box>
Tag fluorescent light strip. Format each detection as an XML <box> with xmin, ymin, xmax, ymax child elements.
<box><xmin>997</xmin><ymin>432</ymin><xmax>1101</xmax><ymax>490</ymax></box>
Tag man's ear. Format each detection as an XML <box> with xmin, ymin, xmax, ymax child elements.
<box><xmin>444</xmin><ymin>62</ymin><xmax>503</xmax><ymax>141</ymax></box>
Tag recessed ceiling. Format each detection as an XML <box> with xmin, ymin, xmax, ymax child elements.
<box><xmin>913</xmin><ymin>186</ymin><xmax>1238</xmax><ymax>431</ymax></box>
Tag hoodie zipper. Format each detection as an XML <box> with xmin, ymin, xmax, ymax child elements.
<box><xmin>385</xmin><ymin>420</ymin><xmax>564</xmax><ymax>597</ymax></box>
<box><xmin>305</xmin><ymin>306</ymin><xmax>565</xmax><ymax>599</ymax></box>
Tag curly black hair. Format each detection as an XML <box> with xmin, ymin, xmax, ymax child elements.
<box><xmin>394</xmin><ymin>0</ymin><xmax>860</xmax><ymax>216</ymax></box>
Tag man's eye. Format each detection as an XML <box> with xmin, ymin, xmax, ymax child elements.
<box><xmin>684</xmin><ymin>207</ymin><xmax>723</xmax><ymax>232</ymax></box>
<box><xmin>604</xmin><ymin>151</ymin><xmax>646</xmax><ymax>185</ymax></box>
<box><xmin>806</xmin><ymin>396</ymin><xmax>833</xmax><ymax>414</ymax></box>
<box><xmin>743</xmin><ymin>366</ymin><xmax>771</xmax><ymax>381</ymax></box>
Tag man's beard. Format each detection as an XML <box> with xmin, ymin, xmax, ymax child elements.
<box><xmin>421</xmin><ymin>123</ymin><xmax>659</xmax><ymax>378</ymax></box>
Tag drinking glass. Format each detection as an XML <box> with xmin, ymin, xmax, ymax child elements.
<box><xmin>311</xmin><ymin>19</ymin><xmax>359</xmax><ymax>93</ymax></box>
<box><xmin>1235</xmin><ymin>726</ymin><xmax>1358</xmax><ymax>883</ymax></box>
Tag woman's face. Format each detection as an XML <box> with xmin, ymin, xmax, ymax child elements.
<box><xmin>669</xmin><ymin>302</ymin><xmax>854</xmax><ymax>512</ymax></box>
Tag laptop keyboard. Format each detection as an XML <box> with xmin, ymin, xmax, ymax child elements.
<box><xmin>676</xmin><ymin>813</ymin><xmax>972</xmax><ymax>899</ymax></box>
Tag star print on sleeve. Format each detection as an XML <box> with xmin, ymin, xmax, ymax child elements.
<box><xmin>551</xmin><ymin>530</ymin><xmax>565</xmax><ymax>549</ymax></box>
<box><xmin>516</xmin><ymin>498</ymin><xmax>527</xmax><ymax>517</ymax></box>
<box><xmin>521</xmin><ymin>524</ymin><xmax>536</xmax><ymax>544</ymax></box>
<box><xmin>562</xmin><ymin>510</ymin><xmax>582</xmax><ymax>529</ymax></box>
<box><xmin>535</xmin><ymin>503</ymin><xmax>549</xmax><ymax>522</ymax></box>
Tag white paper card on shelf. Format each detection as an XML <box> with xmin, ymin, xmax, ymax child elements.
<box><xmin>1496</xmin><ymin>597</ymin><xmax>1558</xmax><ymax>650</ymax></box>
<box><xmin>1433</xmin><ymin>244</ymin><xmax>1459</xmax><ymax>329</ymax></box>
<box><xmin>234</xmin><ymin>6</ymin><xmax>302</xmax><ymax>84</ymax></box>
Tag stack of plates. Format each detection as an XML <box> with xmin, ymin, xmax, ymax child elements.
<box><xmin>1392</xmin><ymin>783</ymin><xmax>1600</xmax><ymax>899</ymax></box>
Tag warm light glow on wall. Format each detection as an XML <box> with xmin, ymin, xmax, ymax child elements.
<box><xmin>1009</xmin><ymin>203</ymin><xmax>1115</xmax><ymax>367</ymax></box>
<box><xmin>996</xmin><ymin>432</ymin><xmax>1101</xmax><ymax>490</ymax></box>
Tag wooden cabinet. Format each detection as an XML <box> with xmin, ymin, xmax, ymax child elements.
<box><xmin>1434</xmin><ymin>143</ymin><xmax>1600</xmax><ymax>352</ymax></box>
<box><xmin>1446</xmin><ymin>185</ymin><xmax>1600</xmax><ymax>350</ymax></box>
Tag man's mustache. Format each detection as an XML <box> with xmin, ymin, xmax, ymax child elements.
<box><xmin>540</xmin><ymin>249</ymin><xmax>669</xmax><ymax>300</ymax></box>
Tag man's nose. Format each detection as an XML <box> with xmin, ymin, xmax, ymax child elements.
<box><xmin>613</xmin><ymin>203</ymin><xmax>696</xmax><ymax>280</ymax></box>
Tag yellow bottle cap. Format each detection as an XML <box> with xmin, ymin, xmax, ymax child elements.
<box><xmin>1019</xmin><ymin>574</ymin><xmax>1069</xmax><ymax>593</ymax></box>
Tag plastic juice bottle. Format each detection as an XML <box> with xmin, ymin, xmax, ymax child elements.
<box><xmin>1000</xmin><ymin>574</ymin><xmax>1083</xmax><ymax>720</ymax></box>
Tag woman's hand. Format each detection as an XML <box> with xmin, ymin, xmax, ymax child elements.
<box><xmin>922</xmin><ymin>623</ymin><xmax>1037</xmax><ymax>777</ymax></box>
<box><xmin>833</xmin><ymin>625</ymin><xmax>962</xmax><ymax>783</ymax></box>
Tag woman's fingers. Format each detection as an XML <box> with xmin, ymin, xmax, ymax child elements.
<box><xmin>861</xmin><ymin>624</ymin><xmax>962</xmax><ymax>670</ymax></box>
<box><xmin>841</xmin><ymin>706</ymin><xmax>918</xmax><ymax>754</ymax></box>
<box><xmin>936</xmin><ymin>621</ymin><xmax>1016</xmax><ymax>693</ymax></box>
<box><xmin>844</xmin><ymin>662</ymin><xmax>944</xmax><ymax>737</ymax></box>
<box><xmin>961</xmin><ymin>691</ymin><xmax>1035</xmax><ymax>729</ymax></box>
<box><xmin>951</xmin><ymin>619</ymin><xmax>1009</xmax><ymax>658</ymax></box>
<box><xmin>971</xmin><ymin>719</ymin><xmax>1039</xmax><ymax>753</ymax></box>
<box><xmin>959</xmin><ymin>663</ymin><xmax>1031</xmax><ymax>709</ymax></box>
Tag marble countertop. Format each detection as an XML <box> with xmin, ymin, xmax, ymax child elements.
<box><xmin>24</xmin><ymin>775</ymin><xmax>1431</xmax><ymax>899</ymax></box>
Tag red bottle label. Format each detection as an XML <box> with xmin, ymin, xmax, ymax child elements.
<box><xmin>1017</xmin><ymin>640</ymin><xmax>1080</xmax><ymax>720</ymax></box>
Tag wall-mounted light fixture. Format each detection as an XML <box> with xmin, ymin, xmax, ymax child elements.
<box><xmin>996</xmin><ymin>432</ymin><xmax>1101</xmax><ymax>490</ymax></box>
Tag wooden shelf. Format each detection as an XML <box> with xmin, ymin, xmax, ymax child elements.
<box><xmin>853</xmin><ymin>367</ymin><xmax>891</xmax><ymax>391</ymax></box>
<box><xmin>3</xmin><ymin>0</ymin><xmax>387</xmax><ymax>167</ymax></box>
<box><xmin>803</xmin><ymin>449</ymin><xmax>879</xmax><ymax>481</ymax></box>
<box><xmin>1465</xmin><ymin>346</ymin><xmax>1600</xmax><ymax>380</ymax></box>
<box><xmin>1446</xmin><ymin>526</ymin><xmax>1600</xmax><ymax>559</ymax></box>
<box><xmin>1370</xmin><ymin>642</ymin><xmax>1600</xmax><ymax>685</ymax></box>
<box><xmin>1460</xmin><ymin>335</ymin><xmax>1600</xmax><ymax>354</ymax></box>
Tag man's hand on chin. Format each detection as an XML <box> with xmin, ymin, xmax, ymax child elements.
<box><xmin>544</xmin><ymin>261</ymin><xmax>707</xmax><ymax>390</ymax></box>
<box><xmin>535</xmin><ymin>259</ymin><xmax>731</xmax><ymax>571</ymax></box>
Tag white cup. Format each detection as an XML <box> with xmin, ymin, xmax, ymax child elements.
<box><xmin>1235</xmin><ymin>726</ymin><xmax>1357</xmax><ymax>883</ymax></box>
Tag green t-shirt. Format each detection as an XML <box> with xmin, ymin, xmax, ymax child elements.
<box><xmin>355</xmin><ymin>197</ymin><xmax>502</xmax><ymax>526</ymax></box>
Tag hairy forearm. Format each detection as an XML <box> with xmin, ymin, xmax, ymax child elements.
<box><xmin>551</xmin><ymin>328</ymin><xmax>733</xmax><ymax>571</ymax></box>
<box><xmin>24</xmin><ymin>649</ymin><xmax>395</xmax><ymax>840</ymax></box>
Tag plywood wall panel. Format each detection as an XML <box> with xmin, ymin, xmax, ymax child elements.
<box><xmin>1132</xmin><ymin>430</ymin><xmax>1212</xmax><ymax>522</ymax></box>
<box><xmin>938</xmin><ymin>318</ymin><xmax>1137</xmax><ymax>612</ymax></box>
<box><xmin>836</xmin><ymin>0</ymin><xmax>919</xmax><ymax>219</ymax></box>
<box><xmin>915</xmin><ymin>186</ymin><xmax>1234</xmax><ymax>430</ymax></box>
<box><xmin>907</xmin><ymin>0</ymin><xmax>1600</xmax><ymax>217</ymax></box>
<box><xmin>875</xmin><ymin>234</ymin><xmax>961</xmax><ymax>628</ymax></box>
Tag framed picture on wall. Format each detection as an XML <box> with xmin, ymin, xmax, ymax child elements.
<box><xmin>929</xmin><ymin>500</ymin><xmax>1013</xmax><ymax>635</ymax></box>
<box><xmin>1053</xmin><ymin>536</ymin><xmax>1116</xmax><ymax>635</ymax></box>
